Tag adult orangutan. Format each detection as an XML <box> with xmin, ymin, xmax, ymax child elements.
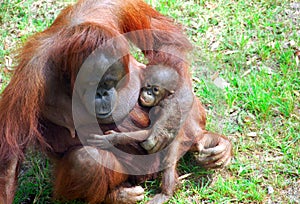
<box><xmin>0</xmin><ymin>0</ymin><xmax>232</xmax><ymax>203</ymax></box>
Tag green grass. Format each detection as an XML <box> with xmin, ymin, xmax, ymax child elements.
<box><xmin>1</xmin><ymin>0</ymin><xmax>299</xmax><ymax>203</ymax></box>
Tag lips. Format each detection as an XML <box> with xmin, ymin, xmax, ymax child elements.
<box><xmin>140</xmin><ymin>97</ymin><xmax>151</xmax><ymax>105</ymax></box>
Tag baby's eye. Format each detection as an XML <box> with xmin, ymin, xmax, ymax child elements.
<box><xmin>153</xmin><ymin>87</ymin><xmax>159</xmax><ymax>94</ymax></box>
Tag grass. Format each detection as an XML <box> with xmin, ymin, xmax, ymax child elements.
<box><xmin>1</xmin><ymin>0</ymin><xmax>299</xmax><ymax>203</ymax></box>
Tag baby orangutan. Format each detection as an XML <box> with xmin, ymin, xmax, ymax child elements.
<box><xmin>87</xmin><ymin>65</ymin><xmax>181</xmax><ymax>148</ymax></box>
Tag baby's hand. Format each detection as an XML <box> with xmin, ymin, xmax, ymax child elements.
<box><xmin>87</xmin><ymin>134</ymin><xmax>113</xmax><ymax>149</ymax></box>
<box><xmin>105</xmin><ymin>130</ymin><xmax>118</xmax><ymax>135</ymax></box>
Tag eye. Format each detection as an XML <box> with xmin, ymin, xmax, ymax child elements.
<box><xmin>103</xmin><ymin>80</ymin><xmax>115</xmax><ymax>89</ymax></box>
<box><xmin>146</xmin><ymin>83</ymin><xmax>151</xmax><ymax>88</ymax></box>
<box><xmin>153</xmin><ymin>87</ymin><xmax>159</xmax><ymax>94</ymax></box>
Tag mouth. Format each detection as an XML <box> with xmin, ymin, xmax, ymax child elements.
<box><xmin>139</xmin><ymin>97</ymin><xmax>152</xmax><ymax>106</ymax></box>
<box><xmin>96</xmin><ymin>112</ymin><xmax>112</xmax><ymax>118</ymax></box>
<box><xmin>95</xmin><ymin>107</ymin><xmax>113</xmax><ymax>118</ymax></box>
<box><xmin>95</xmin><ymin>100</ymin><xmax>116</xmax><ymax>119</ymax></box>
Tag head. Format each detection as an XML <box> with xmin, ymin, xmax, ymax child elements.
<box><xmin>68</xmin><ymin>24</ymin><xmax>132</xmax><ymax>124</ymax></box>
<box><xmin>139</xmin><ymin>65</ymin><xmax>179</xmax><ymax>107</ymax></box>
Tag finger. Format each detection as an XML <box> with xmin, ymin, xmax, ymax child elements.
<box><xmin>197</xmin><ymin>143</ymin><xmax>204</xmax><ymax>152</ymax></box>
<box><xmin>87</xmin><ymin>139</ymin><xmax>98</xmax><ymax>144</ymax></box>
<box><xmin>197</xmin><ymin>149</ymin><xmax>226</xmax><ymax>164</ymax></box>
<box><xmin>124</xmin><ymin>186</ymin><xmax>144</xmax><ymax>195</ymax></box>
<box><xmin>133</xmin><ymin>195</ymin><xmax>144</xmax><ymax>202</ymax></box>
<box><xmin>204</xmin><ymin>162</ymin><xmax>221</xmax><ymax>169</ymax></box>
<box><xmin>87</xmin><ymin>141</ymin><xmax>112</xmax><ymax>149</ymax></box>
<box><xmin>89</xmin><ymin>134</ymin><xmax>103</xmax><ymax>139</ymax></box>
<box><xmin>87</xmin><ymin>139</ymin><xmax>105</xmax><ymax>144</ymax></box>
<box><xmin>204</xmin><ymin>158</ymin><xmax>229</xmax><ymax>169</ymax></box>
<box><xmin>201</xmin><ymin>142</ymin><xmax>228</xmax><ymax>155</ymax></box>
<box><xmin>204</xmin><ymin>152</ymin><xmax>232</xmax><ymax>169</ymax></box>
<box><xmin>105</xmin><ymin>130</ymin><xmax>116</xmax><ymax>134</ymax></box>
<box><xmin>141</xmin><ymin>138</ymin><xmax>156</xmax><ymax>151</ymax></box>
<box><xmin>222</xmin><ymin>156</ymin><xmax>232</xmax><ymax>167</ymax></box>
<box><xmin>147</xmin><ymin>194</ymin><xmax>170</xmax><ymax>204</ymax></box>
<box><xmin>148</xmin><ymin>137</ymin><xmax>167</xmax><ymax>153</ymax></box>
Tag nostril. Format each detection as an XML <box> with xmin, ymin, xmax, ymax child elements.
<box><xmin>103</xmin><ymin>91</ymin><xmax>109</xmax><ymax>97</ymax></box>
<box><xmin>147</xmin><ymin>91</ymin><xmax>152</xmax><ymax>95</ymax></box>
<box><xmin>96</xmin><ymin>92</ymin><xmax>102</xmax><ymax>99</ymax></box>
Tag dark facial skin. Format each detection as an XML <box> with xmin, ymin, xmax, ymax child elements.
<box><xmin>72</xmin><ymin>51</ymin><xmax>140</xmax><ymax>126</ymax></box>
<box><xmin>42</xmin><ymin>58</ymin><xmax>129</xmax><ymax>136</ymax></box>
<box><xmin>95</xmin><ymin>63</ymin><xmax>127</xmax><ymax>119</ymax></box>
<box><xmin>139</xmin><ymin>85</ymin><xmax>169</xmax><ymax>107</ymax></box>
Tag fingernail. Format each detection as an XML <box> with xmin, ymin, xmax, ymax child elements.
<box><xmin>215</xmin><ymin>161</ymin><xmax>223</xmax><ymax>166</ymax></box>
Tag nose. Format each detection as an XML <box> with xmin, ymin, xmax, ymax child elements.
<box><xmin>96</xmin><ymin>88</ymin><xmax>109</xmax><ymax>99</ymax></box>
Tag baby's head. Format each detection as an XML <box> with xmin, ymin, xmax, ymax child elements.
<box><xmin>139</xmin><ymin>65</ymin><xmax>179</xmax><ymax>107</ymax></box>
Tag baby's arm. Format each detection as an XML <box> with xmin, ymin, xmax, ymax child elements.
<box><xmin>87</xmin><ymin>130</ymin><xmax>150</xmax><ymax>149</ymax></box>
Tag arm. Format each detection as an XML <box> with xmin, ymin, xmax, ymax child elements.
<box><xmin>87</xmin><ymin>130</ymin><xmax>150</xmax><ymax>149</ymax></box>
<box><xmin>141</xmin><ymin>87</ymin><xmax>194</xmax><ymax>153</ymax></box>
<box><xmin>0</xmin><ymin>28</ymin><xmax>49</xmax><ymax>202</ymax></box>
<box><xmin>0</xmin><ymin>156</ymin><xmax>20</xmax><ymax>204</ymax></box>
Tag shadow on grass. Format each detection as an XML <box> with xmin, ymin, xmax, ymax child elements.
<box><xmin>15</xmin><ymin>149</ymin><xmax>214</xmax><ymax>204</ymax></box>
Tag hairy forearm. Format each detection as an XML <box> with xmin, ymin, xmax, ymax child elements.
<box><xmin>107</xmin><ymin>130</ymin><xmax>150</xmax><ymax>145</ymax></box>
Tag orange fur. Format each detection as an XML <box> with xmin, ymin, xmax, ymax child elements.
<box><xmin>0</xmin><ymin>0</ymin><xmax>192</xmax><ymax>202</ymax></box>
